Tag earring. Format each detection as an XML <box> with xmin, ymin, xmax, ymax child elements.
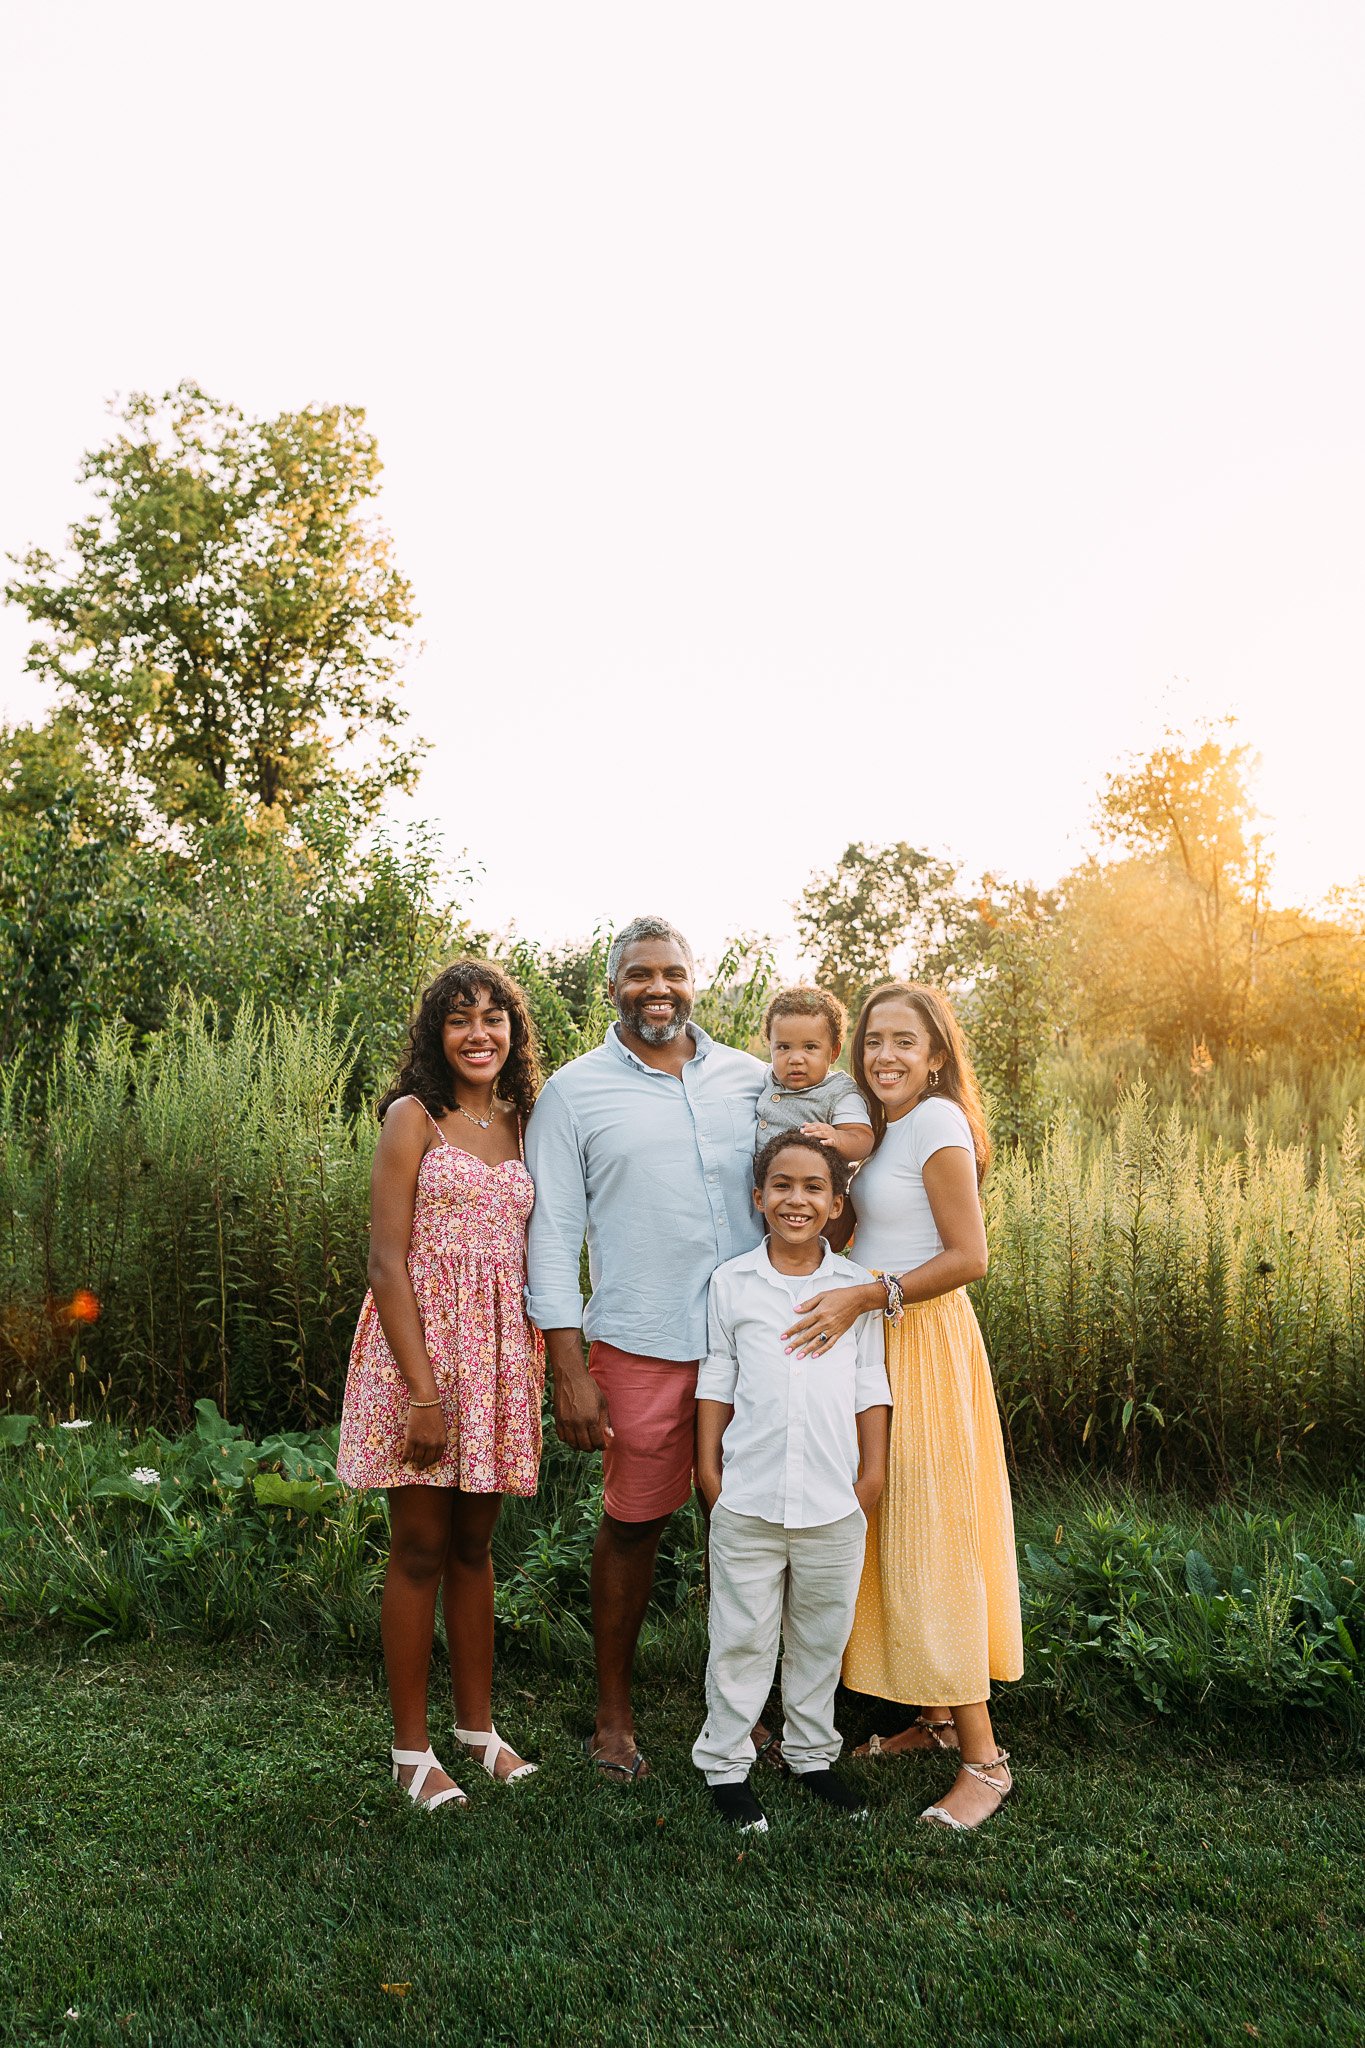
<box><xmin>927</xmin><ymin>1068</ymin><xmax>940</xmax><ymax>1089</ymax></box>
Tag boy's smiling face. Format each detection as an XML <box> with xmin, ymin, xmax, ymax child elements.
<box><xmin>754</xmin><ymin>1143</ymin><xmax>842</xmax><ymax>1251</ymax></box>
<box><xmin>769</xmin><ymin>1013</ymin><xmax>836</xmax><ymax>1092</ymax></box>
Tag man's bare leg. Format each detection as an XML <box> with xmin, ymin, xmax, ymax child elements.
<box><xmin>590</xmin><ymin>1509</ymin><xmax>669</xmax><ymax>1773</ymax></box>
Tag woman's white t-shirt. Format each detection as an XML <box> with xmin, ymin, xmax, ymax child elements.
<box><xmin>850</xmin><ymin>1095</ymin><xmax>976</xmax><ymax>1274</ymax></box>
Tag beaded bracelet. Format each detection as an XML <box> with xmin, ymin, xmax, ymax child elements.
<box><xmin>408</xmin><ymin>1396</ymin><xmax>443</xmax><ymax>1409</ymax></box>
<box><xmin>872</xmin><ymin>1271</ymin><xmax>905</xmax><ymax>1324</ymax></box>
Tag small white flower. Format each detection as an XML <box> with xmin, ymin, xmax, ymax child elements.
<box><xmin>131</xmin><ymin>1467</ymin><xmax>161</xmax><ymax>1487</ymax></box>
<box><xmin>59</xmin><ymin>1420</ymin><xmax>93</xmax><ymax>1432</ymax></box>
<box><xmin>65</xmin><ymin>2009</ymin><xmax>81</xmax><ymax>2020</ymax></box>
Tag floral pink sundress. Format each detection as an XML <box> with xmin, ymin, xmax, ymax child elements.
<box><xmin>336</xmin><ymin>1102</ymin><xmax>545</xmax><ymax>1494</ymax></box>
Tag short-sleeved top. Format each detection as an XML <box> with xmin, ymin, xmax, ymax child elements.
<box><xmin>849</xmin><ymin>1095</ymin><xmax>976</xmax><ymax>1275</ymax></box>
<box><xmin>753</xmin><ymin>1066</ymin><xmax>872</xmax><ymax>1150</ymax></box>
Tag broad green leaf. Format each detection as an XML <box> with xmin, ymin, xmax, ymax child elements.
<box><xmin>251</xmin><ymin>1472</ymin><xmax>339</xmax><ymax>1513</ymax></box>
<box><xmin>1184</xmin><ymin>1549</ymin><xmax>1218</xmax><ymax>1598</ymax></box>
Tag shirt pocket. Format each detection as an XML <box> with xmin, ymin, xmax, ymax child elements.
<box><xmin>726</xmin><ymin>1098</ymin><xmax>759</xmax><ymax>1155</ymax></box>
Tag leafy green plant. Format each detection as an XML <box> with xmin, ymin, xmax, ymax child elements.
<box><xmin>3</xmin><ymin>1421</ymin><xmax>1360</xmax><ymax>1736</ymax></box>
<box><xmin>1016</xmin><ymin>1491</ymin><xmax>1363</xmax><ymax>1728</ymax></box>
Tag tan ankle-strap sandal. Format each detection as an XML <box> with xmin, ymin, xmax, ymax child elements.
<box><xmin>920</xmin><ymin>1749</ymin><xmax>1013</xmax><ymax>1831</ymax></box>
<box><xmin>864</xmin><ymin>1716</ymin><xmax>956</xmax><ymax>1758</ymax></box>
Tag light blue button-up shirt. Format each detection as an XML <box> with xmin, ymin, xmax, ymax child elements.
<box><xmin>524</xmin><ymin>1022</ymin><xmax>766</xmax><ymax>1360</ymax></box>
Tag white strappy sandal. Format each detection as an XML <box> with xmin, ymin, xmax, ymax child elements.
<box><xmin>456</xmin><ymin>1724</ymin><xmax>538</xmax><ymax>1785</ymax></box>
<box><xmin>919</xmin><ymin>1750</ymin><xmax>1013</xmax><ymax>1832</ymax></box>
<box><xmin>391</xmin><ymin>1745</ymin><xmax>468</xmax><ymax>1811</ymax></box>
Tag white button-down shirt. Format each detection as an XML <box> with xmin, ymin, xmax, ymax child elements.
<box><xmin>697</xmin><ymin>1240</ymin><xmax>892</xmax><ymax>1529</ymax></box>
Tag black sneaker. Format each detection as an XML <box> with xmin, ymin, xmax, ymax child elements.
<box><xmin>710</xmin><ymin>1780</ymin><xmax>769</xmax><ymax>1833</ymax></box>
<box><xmin>792</xmin><ymin>1767</ymin><xmax>869</xmax><ymax>1818</ymax></box>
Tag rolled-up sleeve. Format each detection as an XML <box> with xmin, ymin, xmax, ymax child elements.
<box><xmin>695</xmin><ymin>1269</ymin><xmax>739</xmax><ymax>1404</ymax></box>
<box><xmin>853</xmin><ymin>1310</ymin><xmax>893</xmax><ymax>1412</ymax></box>
<box><xmin>833</xmin><ymin>1087</ymin><xmax>874</xmax><ymax>1127</ymax></box>
<box><xmin>524</xmin><ymin>1080</ymin><xmax>589</xmax><ymax>1330</ymax></box>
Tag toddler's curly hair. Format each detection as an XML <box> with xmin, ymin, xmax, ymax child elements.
<box><xmin>762</xmin><ymin>984</ymin><xmax>847</xmax><ymax>1055</ymax></box>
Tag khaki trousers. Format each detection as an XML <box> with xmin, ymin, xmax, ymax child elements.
<box><xmin>692</xmin><ymin>1503</ymin><xmax>867</xmax><ymax>1784</ymax></box>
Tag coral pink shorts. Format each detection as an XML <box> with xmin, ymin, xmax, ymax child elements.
<box><xmin>587</xmin><ymin>1342</ymin><xmax>699</xmax><ymax>1524</ymax></box>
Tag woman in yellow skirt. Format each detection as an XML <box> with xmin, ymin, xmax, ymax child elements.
<box><xmin>782</xmin><ymin>982</ymin><xmax>1022</xmax><ymax>1829</ymax></box>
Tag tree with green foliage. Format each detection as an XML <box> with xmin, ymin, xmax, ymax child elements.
<box><xmin>793</xmin><ymin>841</ymin><xmax>979</xmax><ymax>1010</ymax></box>
<box><xmin>0</xmin><ymin>707</ymin><xmax>469</xmax><ymax>1094</ymax></box>
<box><xmin>5</xmin><ymin>384</ymin><xmax>422</xmax><ymax>826</ymax></box>
<box><xmin>1057</xmin><ymin>721</ymin><xmax>1340</xmax><ymax>1057</ymax></box>
<box><xmin>961</xmin><ymin>880</ymin><xmax>1060</xmax><ymax>1151</ymax></box>
<box><xmin>0</xmin><ymin>792</ymin><xmax>144</xmax><ymax>1065</ymax></box>
<box><xmin>1091</xmin><ymin>719</ymin><xmax>1269</xmax><ymax>1048</ymax></box>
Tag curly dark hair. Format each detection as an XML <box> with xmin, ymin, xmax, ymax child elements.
<box><xmin>762</xmin><ymin>984</ymin><xmax>848</xmax><ymax>1054</ymax></box>
<box><xmin>752</xmin><ymin>1130</ymin><xmax>851</xmax><ymax>1203</ymax></box>
<box><xmin>378</xmin><ymin>960</ymin><xmax>541</xmax><ymax>1128</ymax></box>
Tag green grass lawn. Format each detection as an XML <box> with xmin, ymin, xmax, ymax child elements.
<box><xmin>1</xmin><ymin>1641</ymin><xmax>1361</xmax><ymax>2048</ymax></box>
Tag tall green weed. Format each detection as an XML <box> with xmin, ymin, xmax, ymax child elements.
<box><xmin>0</xmin><ymin>1004</ymin><xmax>372</xmax><ymax>1429</ymax></box>
<box><xmin>1050</xmin><ymin>1046</ymin><xmax>1365</xmax><ymax>1161</ymax></box>
<box><xmin>979</xmin><ymin>1083</ymin><xmax>1365</xmax><ymax>1476</ymax></box>
<box><xmin>3</xmin><ymin>1000</ymin><xmax>1364</xmax><ymax>1476</ymax></box>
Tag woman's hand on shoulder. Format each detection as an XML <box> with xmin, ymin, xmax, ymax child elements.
<box><xmin>782</xmin><ymin>1282</ymin><xmax>880</xmax><ymax>1359</ymax></box>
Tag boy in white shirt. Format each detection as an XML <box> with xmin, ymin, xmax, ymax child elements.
<box><xmin>692</xmin><ymin>1132</ymin><xmax>892</xmax><ymax>1832</ymax></box>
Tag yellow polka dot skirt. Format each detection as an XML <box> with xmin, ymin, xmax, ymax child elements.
<box><xmin>844</xmin><ymin>1287</ymin><xmax>1023</xmax><ymax>1707</ymax></box>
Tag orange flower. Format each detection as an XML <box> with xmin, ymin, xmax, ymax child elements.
<box><xmin>64</xmin><ymin>1290</ymin><xmax>101</xmax><ymax>1325</ymax></box>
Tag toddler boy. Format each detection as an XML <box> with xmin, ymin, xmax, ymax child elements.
<box><xmin>692</xmin><ymin>1132</ymin><xmax>892</xmax><ymax>1833</ymax></box>
<box><xmin>756</xmin><ymin>987</ymin><xmax>874</xmax><ymax>1165</ymax></box>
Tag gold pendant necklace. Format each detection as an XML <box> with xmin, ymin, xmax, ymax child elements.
<box><xmin>455</xmin><ymin>1098</ymin><xmax>497</xmax><ymax>1131</ymax></box>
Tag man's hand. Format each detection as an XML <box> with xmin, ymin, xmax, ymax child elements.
<box><xmin>696</xmin><ymin>1462</ymin><xmax>722</xmax><ymax>1510</ymax></box>
<box><xmin>553</xmin><ymin>1364</ymin><xmax>613</xmax><ymax>1451</ymax></box>
<box><xmin>544</xmin><ymin>1331</ymin><xmax>613</xmax><ymax>1452</ymax></box>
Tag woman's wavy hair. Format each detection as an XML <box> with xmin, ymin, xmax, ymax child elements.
<box><xmin>378</xmin><ymin>960</ymin><xmax>541</xmax><ymax>1127</ymax></box>
<box><xmin>850</xmin><ymin>981</ymin><xmax>992</xmax><ymax>1183</ymax></box>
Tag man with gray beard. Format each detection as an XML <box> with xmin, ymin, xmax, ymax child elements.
<box><xmin>525</xmin><ymin>914</ymin><xmax>766</xmax><ymax>1778</ymax></box>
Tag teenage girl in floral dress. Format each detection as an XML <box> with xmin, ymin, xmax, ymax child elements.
<box><xmin>338</xmin><ymin>961</ymin><xmax>545</xmax><ymax>1811</ymax></box>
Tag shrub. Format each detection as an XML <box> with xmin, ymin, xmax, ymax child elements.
<box><xmin>0</xmin><ymin>1406</ymin><xmax>704</xmax><ymax>1669</ymax></box>
<box><xmin>3</xmin><ymin>1417</ymin><xmax>1358</xmax><ymax>1734</ymax></box>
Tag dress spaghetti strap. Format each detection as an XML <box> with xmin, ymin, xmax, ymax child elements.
<box><xmin>392</xmin><ymin>1094</ymin><xmax>449</xmax><ymax>1145</ymax></box>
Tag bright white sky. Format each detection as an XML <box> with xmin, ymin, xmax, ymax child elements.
<box><xmin>2</xmin><ymin>3</ymin><xmax>1362</xmax><ymax>972</ymax></box>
